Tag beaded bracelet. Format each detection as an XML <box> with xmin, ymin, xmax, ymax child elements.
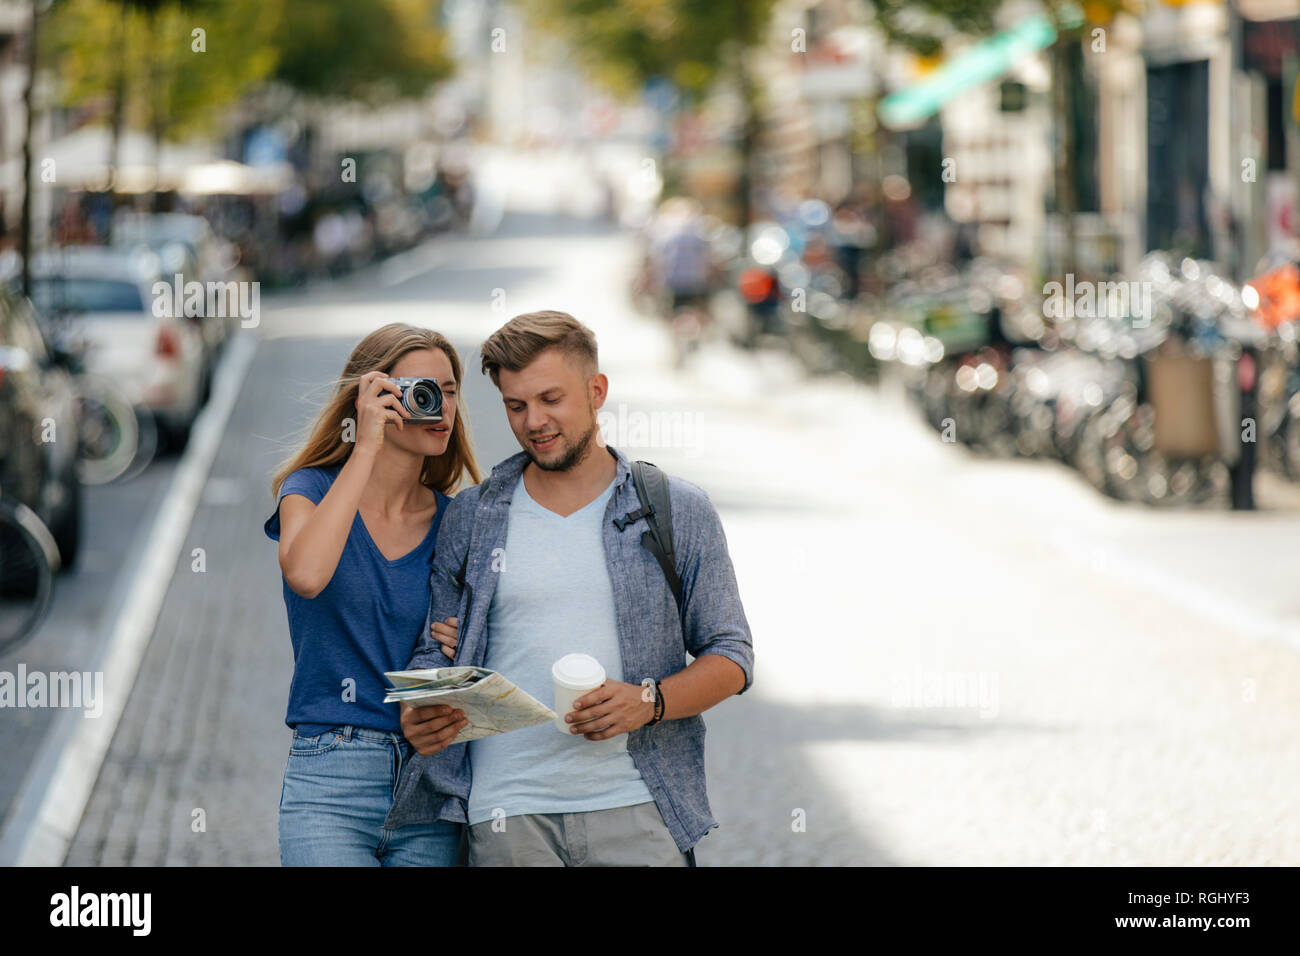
<box><xmin>646</xmin><ymin>679</ymin><xmax>665</xmax><ymax>726</ymax></box>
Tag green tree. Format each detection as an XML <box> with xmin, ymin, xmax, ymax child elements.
<box><xmin>869</xmin><ymin>0</ymin><xmax>999</xmax><ymax>57</ymax></box>
<box><xmin>258</xmin><ymin>0</ymin><xmax>454</xmax><ymax>192</ymax></box>
<box><xmin>44</xmin><ymin>0</ymin><xmax>283</xmax><ymax>188</ymax></box>
<box><xmin>270</xmin><ymin>0</ymin><xmax>453</xmax><ymax>104</ymax></box>
<box><xmin>45</xmin><ymin>0</ymin><xmax>453</xmax><ymax>169</ymax></box>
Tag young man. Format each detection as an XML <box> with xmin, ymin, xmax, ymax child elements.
<box><xmin>384</xmin><ymin>310</ymin><xmax>754</xmax><ymax>866</ymax></box>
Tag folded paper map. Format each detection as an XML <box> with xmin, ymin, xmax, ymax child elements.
<box><xmin>384</xmin><ymin>666</ymin><xmax>556</xmax><ymax>743</ymax></box>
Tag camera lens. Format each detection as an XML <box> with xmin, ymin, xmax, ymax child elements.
<box><xmin>409</xmin><ymin>381</ymin><xmax>441</xmax><ymax>414</ymax></box>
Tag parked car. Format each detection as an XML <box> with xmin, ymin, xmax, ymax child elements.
<box><xmin>0</xmin><ymin>287</ymin><xmax>82</xmax><ymax>566</ymax></box>
<box><xmin>112</xmin><ymin>211</ymin><xmax>240</xmax><ymax>390</ymax></box>
<box><xmin>111</xmin><ymin>211</ymin><xmax>235</xmax><ymax>285</ymax></box>
<box><xmin>13</xmin><ymin>246</ymin><xmax>207</xmax><ymax>445</ymax></box>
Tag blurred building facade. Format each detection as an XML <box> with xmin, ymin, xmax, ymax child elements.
<box><xmin>1092</xmin><ymin>0</ymin><xmax>1300</xmax><ymax>280</ymax></box>
<box><xmin>746</xmin><ymin>0</ymin><xmax>1300</xmax><ymax>283</ymax></box>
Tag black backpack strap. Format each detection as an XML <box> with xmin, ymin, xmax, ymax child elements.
<box><xmin>616</xmin><ymin>460</ymin><xmax>683</xmax><ymax>618</ymax></box>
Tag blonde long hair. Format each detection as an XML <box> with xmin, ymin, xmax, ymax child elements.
<box><xmin>272</xmin><ymin>324</ymin><xmax>483</xmax><ymax>498</ymax></box>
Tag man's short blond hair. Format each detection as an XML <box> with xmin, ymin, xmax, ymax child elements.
<box><xmin>480</xmin><ymin>310</ymin><xmax>598</xmax><ymax>387</ymax></box>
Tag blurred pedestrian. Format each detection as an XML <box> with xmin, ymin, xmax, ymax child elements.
<box><xmin>647</xmin><ymin>197</ymin><xmax>714</xmax><ymax>314</ymax></box>
<box><xmin>312</xmin><ymin>210</ymin><xmax>348</xmax><ymax>276</ymax></box>
<box><xmin>828</xmin><ymin>201</ymin><xmax>874</xmax><ymax>300</ymax></box>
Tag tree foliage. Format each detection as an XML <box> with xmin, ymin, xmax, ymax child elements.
<box><xmin>871</xmin><ymin>0</ymin><xmax>1142</xmax><ymax>56</ymax></box>
<box><xmin>869</xmin><ymin>0</ymin><xmax>998</xmax><ymax>57</ymax></box>
<box><xmin>44</xmin><ymin>0</ymin><xmax>454</xmax><ymax>140</ymax></box>
<box><xmin>44</xmin><ymin>0</ymin><xmax>282</xmax><ymax>139</ymax></box>
<box><xmin>523</xmin><ymin>0</ymin><xmax>1146</xmax><ymax>92</ymax></box>
<box><xmin>271</xmin><ymin>0</ymin><xmax>453</xmax><ymax>104</ymax></box>
<box><xmin>521</xmin><ymin>0</ymin><xmax>779</xmax><ymax>100</ymax></box>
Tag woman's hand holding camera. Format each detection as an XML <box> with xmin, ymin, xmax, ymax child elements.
<box><xmin>354</xmin><ymin>370</ymin><xmax>411</xmax><ymax>454</ymax></box>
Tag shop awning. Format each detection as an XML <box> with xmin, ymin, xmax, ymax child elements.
<box><xmin>878</xmin><ymin>12</ymin><xmax>1081</xmax><ymax>129</ymax></box>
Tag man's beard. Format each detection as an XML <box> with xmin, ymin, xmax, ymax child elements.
<box><xmin>527</xmin><ymin>418</ymin><xmax>598</xmax><ymax>472</ymax></box>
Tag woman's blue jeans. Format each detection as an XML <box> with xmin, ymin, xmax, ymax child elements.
<box><xmin>279</xmin><ymin>725</ymin><xmax>463</xmax><ymax>866</ymax></box>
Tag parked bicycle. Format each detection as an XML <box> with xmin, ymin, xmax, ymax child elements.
<box><xmin>45</xmin><ymin>320</ymin><xmax>156</xmax><ymax>485</ymax></box>
<box><xmin>878</xmin><ymin>252</ymin><xmax>1268</xmax><ymax>508</ymax></box>
<box><xmin>1075</xmin><ymin>256</ymin><xmax>1260</xmax><ymax>506</ymax></box>
<box><xmin>0</xmin><ymin>493</ymin><xmax>59</xmax><ymax>656</ymax></box>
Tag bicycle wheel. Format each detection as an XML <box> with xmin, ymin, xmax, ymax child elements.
<box><xmin>117</xmin><ymin>405</ymin><xmax>160</xmax><ymax>483</ymax></box>
<box><xmin>1137</xmin><ymin>454</ymin><xmax>1228</xmax><ymax>507</ymax></box>
<box><xmin>1099</xmin><ymin>397</ymin><xmax>1226</xmax><ymax>506</ymax></box>
<box><xmin>1072</xmin><ymin>404</ymin><xmax>1113</xmax><ymax>495</ymax></box>
<box><xmin>75</xmin><ymin>377</ymin><xmax>139</xmax><ymax>485</ymax></box>
<box><xmin>973</xmin><ymin>389</ymin><xmax>1019</xmax><ymax>457</ymax></box>
<box><xmin>0</xmin><ymin>499</ymin><xmax>59</xmax><ymax>657</ymax></box>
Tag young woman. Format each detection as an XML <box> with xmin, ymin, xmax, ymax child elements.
<box><xmin>265</xmin><ymin>323</ymin><xmax>479</xmax><ymax>866</ymax></box>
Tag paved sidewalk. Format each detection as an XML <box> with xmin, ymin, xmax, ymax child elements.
<box><xmin>64</xmin><ymin>337</ymin><xmax>366</xmax><ymax>865</ymax></box>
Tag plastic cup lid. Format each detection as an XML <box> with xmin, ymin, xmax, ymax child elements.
<box><xmin>552</xmin><ymin>653</ymin><xmax>605</xmax><ymax>689</ymax></box>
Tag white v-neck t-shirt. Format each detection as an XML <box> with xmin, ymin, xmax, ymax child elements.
<box><xmin>466</xmin><ymin>473</ymin><xmax>654</xmax><ymax>825</ymax></box>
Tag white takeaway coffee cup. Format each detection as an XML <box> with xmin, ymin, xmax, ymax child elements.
<box><xmin>552</xmin><ymin>653</ymin><xmax>606</xmax><ymax>734</ymax></box>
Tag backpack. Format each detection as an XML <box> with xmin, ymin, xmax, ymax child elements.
<box><xmin>613</xmin><ymin>460</ymin><xmax>683</xmax><ymax>620</ymax></box>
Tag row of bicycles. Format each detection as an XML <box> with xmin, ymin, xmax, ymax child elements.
<box><xmin>870</xmin><ymin>252</ymin><xmax>1300</xmax><ymax>507</ymax></box>
<box><xmin>1</xmin><ymin>302</ymin><xmax>153</xmax><ymax>657</ymax></box>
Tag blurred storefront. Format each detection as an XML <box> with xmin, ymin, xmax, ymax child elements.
<box><xmin>933</xmin><ymin>30</ymin><xmax>1054</xmax><ymax>267</ymax></box>
<box><xmin>1234</xmin><ymin>2</ymin><xmax>1300</xmax><ymax>277</ymax></box>
<box><xmin>877</xmin><ymin>8</ymin><xmax>1061</xmax><ymax>267</ymax></box>
<box><xmin>1138</xmin><ymin>1</ymin><xmax>1230</xmax><ymax>264</ymax></box>
<box><xmin>755</xmin><ymin>1</ymin><xmax>888</xmax><ymax>214</ymax></box>
<box><xmin>866</xmin><ymin>0</ymin><xmax>1300</xmax><ymax>282</ymax></box>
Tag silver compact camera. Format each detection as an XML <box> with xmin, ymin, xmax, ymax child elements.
<box><xmin>387</xmin><ymin>377</ymin><xmax>444</xmax><ymax>423</ymax></box>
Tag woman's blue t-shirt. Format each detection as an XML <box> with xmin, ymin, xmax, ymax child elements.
<box><xmin>264</xmin><ymin>465</ymin><xmax>448</xmax><ymax>735</ymax></box>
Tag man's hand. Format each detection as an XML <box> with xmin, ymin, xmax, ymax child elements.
<box><xmin>430</xmin><ymin>616</ymin><xmax>458</xmax><ymax>658</ymax></box>
<box><xmin>566</xmin><ymin>680</ymin><xmax>655</xmax><ymax>741</ymax></box>
<box><xmin>400</xmin><ymin>701</ymin><xmax>467</xmax><ymax>755</ymax></box>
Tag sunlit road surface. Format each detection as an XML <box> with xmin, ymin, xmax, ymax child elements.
<box><xmin>60</xmin><ymin>157</ymin><xmax>1300</xmax><ymax>865</ymax></box>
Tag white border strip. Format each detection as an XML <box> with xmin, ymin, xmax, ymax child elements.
<box><xmin>0</xmin><ymin>331</ymin><xmax>259</xmax><ymax>866</ymax></box>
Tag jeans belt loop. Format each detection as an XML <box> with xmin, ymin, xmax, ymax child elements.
<box><xmin>340</xmin><ymin>725</ymin><xmax>354</xmax><ymax>742</ymax></box>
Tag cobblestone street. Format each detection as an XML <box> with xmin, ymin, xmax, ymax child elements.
<box><xmin>48</xmin><ymin>212</ymin><xmax>1300</xmax><ymax>866</ymax></box>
